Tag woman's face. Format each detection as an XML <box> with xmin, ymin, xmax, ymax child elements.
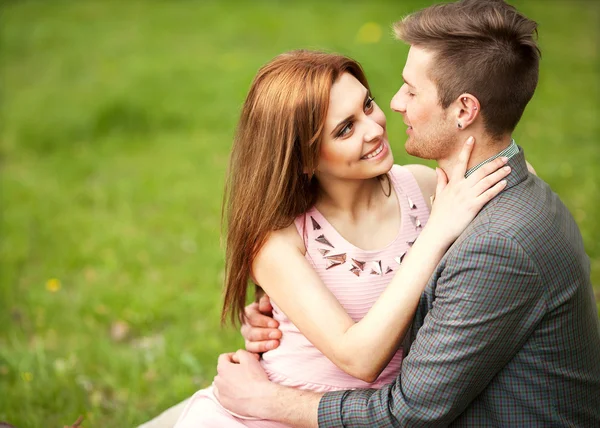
<box><xmin>316</xmin><ymin>73</ymin><xmax>393</xmax><ymax>181</ymax></box>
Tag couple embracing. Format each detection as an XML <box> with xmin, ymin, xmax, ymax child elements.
<box><xmin>145</xmin><ymin>0</ymin><xmax>600</xmax><ymax>426</ymax></box>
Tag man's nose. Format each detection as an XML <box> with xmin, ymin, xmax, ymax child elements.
<box><xmin>390</xmin><ymin>89</ymin><xmax>406</xmax><ymax>113</ymax></box>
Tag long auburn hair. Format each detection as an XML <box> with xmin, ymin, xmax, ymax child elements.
<box><xmin>221</xmin><ymin>50</ymin><xmax>370</xmax><ymax>325</ymax></box>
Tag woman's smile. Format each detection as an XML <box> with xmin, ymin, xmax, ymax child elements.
<box><xmin>361</xmin><ymin>140</ymin><xmax>388</xmax><ymax>160</ymax></box>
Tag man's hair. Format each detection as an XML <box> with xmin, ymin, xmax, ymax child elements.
<box><xmin>394</xmin><ymin>0</ymin><xmax>541</xmax><ymax>139</ymax></box>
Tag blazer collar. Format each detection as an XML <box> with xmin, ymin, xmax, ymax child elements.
<box><xmin>503</xmin><ymin>146</ymin><xmax>529</xmax><ymax>191</ymax></box>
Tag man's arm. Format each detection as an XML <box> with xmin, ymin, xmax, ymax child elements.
<box><xmin>319</xmin><ymin>231</ymin><xmax>545</xmax><ymax>426</ymax></box>
<box><xmin>214</xmin><ymin>351</ymin><xmax>322</xmax><ymax>427</ymax></box>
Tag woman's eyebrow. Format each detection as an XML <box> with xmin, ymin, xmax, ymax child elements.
<box><xmin>330</xmin><ymin>114</ymin><xmax>355</xmax><ymax>137</ymax></box>
<box><xmin>329</xmin><ymin>91</ymin><xmax>371</xmax><ymax>137</ymax></box>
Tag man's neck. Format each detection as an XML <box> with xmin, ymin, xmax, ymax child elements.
<box><xmin>437</xmin><ymin>134</ymin><xmax>513</xmax><ymax>177</ymax></box>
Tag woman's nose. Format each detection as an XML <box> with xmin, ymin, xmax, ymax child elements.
<box><xmin>364</xmin><ymin>117</ymin><xmax>384</xmax><ymax>142</ymax></box>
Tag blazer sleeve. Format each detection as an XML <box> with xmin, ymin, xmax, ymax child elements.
<box><xmin>318</xmin><ymin>231</ymin><xmax>546</xmax><ymax>427</ymax></box>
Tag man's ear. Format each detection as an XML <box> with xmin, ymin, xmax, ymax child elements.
<box><xmin>454</xmin><ymin>94</ymin><xmax>480</xmax><ymax>130</ymax></box>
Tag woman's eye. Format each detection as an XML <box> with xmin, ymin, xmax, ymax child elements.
<box><xmin>365</xmin><ymin>96</ymin><xmax>375</xmax><ymax>111</ymax></box>
<box><xmin>339</xmin><ymin>122</ymin><xmax>353</xmax><ymax>137</ymax></box>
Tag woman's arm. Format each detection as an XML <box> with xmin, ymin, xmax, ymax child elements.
<box><xmin>254</xmin><ymin>219</ymin><xmax>448</xmax><ymax>382</ymax></box>
<box><xmin>239</xmin><ymin>161</ymin><xmax>438</xmax><ymax>356</ymax></box>
<box><xmin>253</xmin><ymin>138</ymin><xmax>511</xmax><ymax>382</ymax></box>
<box><xmin>526</xmin><ymin>160</ymin><xmax>537</xmax><ymax>175</ymax></box>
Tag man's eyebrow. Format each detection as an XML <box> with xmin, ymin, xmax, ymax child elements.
<box><xmin>329</xmin><ymin>92</ymin><xmax>371</xmax><ymax>137</ymax></box>
<box><xmin>402</xmin><ymin>74</ymin><xmax>415</xmax><ymax>87</ymax></box>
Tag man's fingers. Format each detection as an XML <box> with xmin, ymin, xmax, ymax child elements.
<box><xmin>244</xmin><ymin>302</ymin><xmax>260</xmax><ymax>318</ymax></box>
<box><xmin>234</xmin><ymin>349</ymin><xmax>258</xmax><ymax>364</ymax></box>
<box><xmin>218</xmin><ymin>352</ymin><xmax>235</xmax><ymax>363</ymax></box>
<box><xmin>246</xmin><ymin>309</ymin><xmax>279</xmax><ymax>329</ymax></box>
<box><xmin>247</xmin><ymin>326</ymin><xmax>282</xmax><ymax>342</ymax></box>
<box><xmin>242</xmin><ymin>325</ymin><xmax>282</xmax><ymax>353</ymax></box>
<box><xmin>258</xmin><ymin>295</ymin><xmax>273</xmax><ymax>314</ymax></box>
<box><xmin>241</xmin><ymin>320</ymin><xmax>280</xmax><ymax>343</ymax></box>
<box><xmin>218</xmin><ymin>350</ymin><xmax>255</xmax><ymax>366</ymax></box>
<box><xmin>245</xmin><ymin>297</ymin><xmax>278</xmax><ymax>331</ymax></box>
<box><xmin>244</xmin><ymin>339</ymin><xmax>280</xmax><ymax>354</ymax></box>
<box><xmin>453</xmin><ymin>136</ymin><xmax>475</xmax><ymax>180</ymax></box>
<box><xmin>217</xmin><ymin>352</ymin><xmax>236</xmax><ymax>371</ymax></box>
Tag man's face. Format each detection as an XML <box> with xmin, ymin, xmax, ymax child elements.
<box><xmin>390</xmin><ymin>46</ymin><xmax>457</xmax><ymax>160</ymax></box>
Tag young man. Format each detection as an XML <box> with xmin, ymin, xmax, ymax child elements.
<box><xmin>214</xmin><ymin>0</ymin><xmax>600</xmax><ymax>426</ymax></box>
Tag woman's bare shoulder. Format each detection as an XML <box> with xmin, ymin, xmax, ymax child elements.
<box><xmin>402</xmin><ymin>164</ymin><xmax>437</xmax><ymax>210</ymax></box>
<box><xmin>260</xmin><ymin>222</ymin><xmax>306</xmax><ymax>256</ymax></box>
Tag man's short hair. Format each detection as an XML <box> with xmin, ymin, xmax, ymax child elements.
<box><xmin>394</xmin><ymin>0</ymin><xmax>541</xmax><ymax>139</ymax></box>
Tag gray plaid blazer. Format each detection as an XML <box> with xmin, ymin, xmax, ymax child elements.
<box><xmin>319</xmin><ymin>149</ymin><xmax>600</xmax><ymax>427</ymax></box>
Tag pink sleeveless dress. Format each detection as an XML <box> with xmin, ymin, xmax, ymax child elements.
<box><xmin>175</xmin><ymin>165</ymin><xmax>429</xmax><ymax>428</ymax></box>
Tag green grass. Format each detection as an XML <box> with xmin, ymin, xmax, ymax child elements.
<box><xmin>1</xmin><ymin>0</ymin><xmax>598</xmax><ymax>426</ymax></box>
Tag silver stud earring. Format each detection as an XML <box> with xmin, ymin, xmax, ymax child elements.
<box><xmin>457</xmin><ymin>123</ymin><xmax>463</xmax><ymax>129</ymax></box>
<box><xmin>474</xmin><ymin>106</ymin><xmax>478</xmax><ymax>111</ymax></box>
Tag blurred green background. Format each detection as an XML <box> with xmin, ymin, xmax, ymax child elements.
<box><xmin>1</xmin><ymin>0</ymin><xmax>598</xmax><ymax>426</ymax></box>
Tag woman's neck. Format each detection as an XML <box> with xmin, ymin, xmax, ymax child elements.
<box><xmin>315</xmin><ymin>175</ymin><xmax>388</xmax><ymax>221</ymax></box>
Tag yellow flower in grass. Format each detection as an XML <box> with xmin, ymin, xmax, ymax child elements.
<box><xmin>21</xmin><ymin>371</ymin><xmax>33</xmax><ymax>382</ymax></box>
<box><xmin>46</xmin><ymin>278</ymin><xmax>61</xmax><ymax>292</ymax></box>
<box><xmin>356</xmin><ymin>22</ymin><xmax>382</xmax><ymax>44</ymax></box>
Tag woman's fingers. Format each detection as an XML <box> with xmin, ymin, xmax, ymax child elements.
<box><xmin>452</xmin><ymin>136</ymin><xmax>475</xmax><ymax>181</ymax></box>
<box><xmin>476</xmin><ymin>179</ymin><xmax>508</xmax><ymax>205</ymax></box>
<box><xmin>472</xmin><ymin>165</ymin><xmax>511</xmax><ymax>196</ymax></box>
<box><xmin>466</xmin><ymin>156</ymin><xmax>509</xmax><ymax>185</ymax></box>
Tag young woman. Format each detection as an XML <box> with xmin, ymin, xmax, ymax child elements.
<box><xmin>174</xmin><ymin>50</ymin><xmax>510</xmax><ymax>427</ymax></box>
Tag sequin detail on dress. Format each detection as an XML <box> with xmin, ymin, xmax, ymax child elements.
<box><xmin>410</xmin><ymin>215</ymin><xmax>422</xmax><ymax>229</ymax></box>
<box><xmin>325</xmin><ymin>253</ymin><xmax>346</xmax><ymax>270</ymax></box>
<box><xmin>395</xmin><ymin>251</ymin><xmax>407</xmax><ymax>265</ymax></box>
<box><xmin>370</xmin><ymin>260</ymin><xmax>383</xmax><ymax>275</ymax></box>
<box><xmin>351</xmin><ymin>259</ymin><xmax>366</xmax><ymax>271</ymax></box>
<box><xmin>315</xmin><ymin>234</ymin><xmax>334</xmax><ymax>248</ymax></box>
<box><xmin>325</xmin><ymin>253</ymin><xmax>346</xmax><ymax>264</ymax></box>
<box><xmin>311</xmin><ymin>216</ymin><xmax>321</xmax><ymax>230</ymax></box>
